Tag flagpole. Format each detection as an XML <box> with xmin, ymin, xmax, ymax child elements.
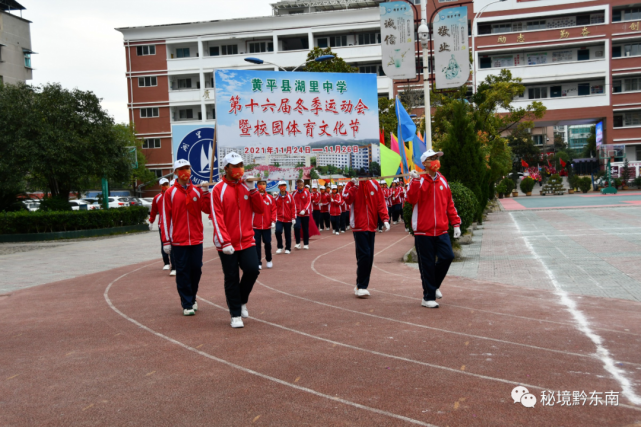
<box><xmin>420</xmin><ymin>0</ymin><xmax>432</xmax><ymax>150</ymax></box>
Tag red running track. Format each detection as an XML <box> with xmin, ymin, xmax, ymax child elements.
<box><xmin>1</xmin><ymin>225</ymin><xmax>640</xmax><ymax>426</ymax></box>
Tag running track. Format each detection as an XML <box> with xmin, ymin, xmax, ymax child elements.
<box><xmin>1</xmin><ymin>224</ymin><xmax>641</xmax><ymax>426</ymax></box>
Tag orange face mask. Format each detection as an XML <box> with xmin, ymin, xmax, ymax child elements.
<box><xmin>161</xmin><ymin>185</ymin><xmax>169</xmax><ymax>193</ymax></box>
<box><xmin>177</xmin><ymin>169</ymin><xmax>191</xmax><ymax>181</ymax></box>
<box><xmin>429</xmin><ymin>160</ymin><xmax>441</xmax><ymax>172</ymax></box>
<box><xmin>258</xmin><ymin>184</ymin><xmax>266</xmax><ymax>192</ymax></box>
<box><xmin>230</xmin><ymin>167</ymin><xmax>244</xmax><ymax>180</ymax></box>
<box><xmin>279</xmin><ymin>185</ymin><xmax>287</xmax><ymax>192</ymax></box>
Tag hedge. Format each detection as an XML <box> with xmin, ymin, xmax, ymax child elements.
<box><xmin>0</xmin><ymin>206</ymin><xmax>149</xmax><ymax>235</ymax></box>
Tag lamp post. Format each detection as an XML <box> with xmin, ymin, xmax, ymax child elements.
<box><xmin>417</xmin><ymin>0</ymin><xmax>432</xmax><ymax>150</ymax></box>
<box><xmin>471</xmin><ymin>0</ymin><xmax>507</xmax><ymax>93</ymax></box>
<box><xmin>244</xmin><ymin>55</ymin><xmax>335</xmax><ymax>72</ymax></box>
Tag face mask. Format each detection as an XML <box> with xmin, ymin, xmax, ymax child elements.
<box><xmin>177</xmin><ymin>169</ymin><xmax>191</xmax><ymax>181</ymax></box>
<box><xmin>279</xmin><ymin>186</ymin><xmax>287</xmax><ymax>193</ymax></box>
<box><xmin>230</xmin><ymin>167</ymin><xmax>244</xmax><ymax>180</ymax></box>
<box><xmin>332</xmin><ymin>190</ymin><xmax>337</xmax><ymax>194</ymax></box>
<box><xmin>429</xmin><ymin>160</ymin><xmax>441</xmax><ymax>172</ymax></box>
<box><xmin>258</xmin><ymin>184</ymin><xmax>266</xmax><ymax>192</ymax></box>
<box><xmin>161</xmin><ymin>185</ymin><xmax>169</xmax><ymax>193</ymax></box>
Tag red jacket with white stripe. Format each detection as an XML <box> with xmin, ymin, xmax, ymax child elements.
<box><xmin>293</xmin><ymin>189</ymin><xmax>312</xmax><ymax>216</ymax></box>
<box><xmin>275</xmin><ymin>192</ymin><xmax>297</xmax><ymax>223</ymax></box>
<box><xmin>383</xmin><ymin>187</ymin><xmax>392</xmax><ymax>207</ymax></box>
<box><xmin>405</xmin><ymin>173</ymin><xmax>461</xmax><ymax>237</ymax></box>
<box><xmin>329</xmin><ymin>193</ymin><xmax>343</xmax><ymax>216</ymax></box>
<box><xmin>391</xmin><ymin>187</ymin><xmax>402</xmax><ymax>205</ymax></box>
<box><xmin>341</xmin><ymin>180</ymin><xmax>389</xmax><ymax>232</ymax></box>
<box><xmin>149</xmin><ymin>192</ymin><xmax>164</xmax><ymax>225</ymax></box>
<box><xmin>161</xmin><ymin>182</ymin><xmax>211</xmax><ymax>247</ymax></box>
<box><xmin>311</xmin><ymin>191</ymin><xmax>321</xmax><ymax>211</ymax></box>
<box><xmin>253</xmin><ymin>192</ymin><xmax>276</xmax><ymax>230</ymax></box>
<box><xmin>210</xmin><ymin>177</ymin><xmax>264</xmax><ymax>252</ymax></box>
<box><xmin>320</xmin><ymin>193</ymin><xmax>330</xmax><ymax>213</ymax></box>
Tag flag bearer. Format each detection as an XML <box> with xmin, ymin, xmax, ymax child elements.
<box><xmin>274</xmin><ymin>180</ymin><xmax>296</xmax><ymax>254</ymax></box>
<box><xmin>149</xmin><ymin>178</ymin><xmax>175</xmax><ymax>274</ymax></box>
<box><xmin>253</xmin><ymin>179</ymin><xmax>276</xmax><ymax>270</ymax></box>
<box><xmin>293</xmin><ymin>179</ymin><xmax>312</xmax><ymax>250</ymax></box>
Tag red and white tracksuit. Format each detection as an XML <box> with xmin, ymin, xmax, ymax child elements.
<box><xmin>253</xmin><ymin>192</ymin><xmax>276</xmax><ymax>230</ymax></box>
<box><xmin>329</xmin><ymin>193</ymin><xmax>343</xmax><ymax>216</ymax></box>
<box><xmin>210</xmin><ymin>177</ymin><xmax>264</xmax><ymax>251</ymax></box>
<box><xmin>275</xmin><ymin>192</ymin><xmax>297</xmax><ymax>223</ymax></box>
<box><xmin>161</xmin><ymin>182</ymin><xmax>211</xmax><ymax>247</ymax></box>
<box><xmin>149</xmin><ymin>192</ymin><xmax>164</xmax><ymax>226</ymax></box>
<box><xmin>311</xmin><ymin>191</ymin><xmax>321</xmax><ymax>211</ymax></box>
<box><xmin>405</xmin><ymin>173</ymin><xmax>461</xmax><ymax>236</ymax></box>
<box><xmin>342</xmin><ymin>180</ymin><xmax>389</xmax><ymax>232</ymax></box>
<box><xmin>293</xmin><ymin>189</ymin><xmax>312</xmax><ymax>217</ymax></box>
<box><xmin>320</xmin><ymin>192</ymin><xmax>330</xmax><ymax>213</ymax></box>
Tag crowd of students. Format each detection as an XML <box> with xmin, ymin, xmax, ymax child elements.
<box><xmin>148</xmin><ymin>149</ymin><xmax>461</xmax><ymax>328</ymax></box>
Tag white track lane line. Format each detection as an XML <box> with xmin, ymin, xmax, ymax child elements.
<box><xmin>510</xmin><ymin>212</ymin><xmax>641</xmax><ymax>406</ymax></box>
<box><xmin>300</xmin><ymin>234</ymin><xmax>641</xmax><ymax>367</ymax></box>
<box><xmin>103</xmin><ymin>264</ymin><xmax>438</xmax><ymax>427</ymax></box>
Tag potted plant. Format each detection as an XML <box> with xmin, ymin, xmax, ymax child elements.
<box><xmin>579</xmin><ymin>177</ymin><xmax>591</xmax><ymax>193</ymax></box>
<box><xmin>496</xmin><ymin>182</ymin><xmax>507</xmax><ymax>199</ymax></box>
<box><xmin>634</xmin><ymin>176</ymin><xmax>641</xmax><ymax>190</ymax></box>
<box><xmin>502</xmin><ymin>178</ymin><xmax>515</xmax><ymax>198</ymax></box>
<box><xmin>568</xmin><ymin>175</ymin><xmax>579</xmax><ymax>194</ymax></box>
<box><xmin>520</xmin><ymin>176</ymin><xmax>536</xmax><ymax>196</ymax></box>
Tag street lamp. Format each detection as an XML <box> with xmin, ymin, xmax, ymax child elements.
<box><xmin>244</xmin><ymin>55</ymin><xmax>335</xmax><ymax>72</ymax></box>
<box><xmin>471</xmin><ymin>0</ymin><xmax>507</xmax><ymax>93</ymax></box>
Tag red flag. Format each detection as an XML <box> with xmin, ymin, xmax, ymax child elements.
<box><xmin>560</xmin><ymin>158</ymin><xmax>567</xmax><ymax>167</ymax></box>
<box><xmin>521</xmin><ymin>159</ymin><xmax>529</xmax><ymax>168</ymax></box>
<box><xmin>379</xmin><ymin>129</ymin><xmax>385</xmax><ymax>145</ymax></box>
<box><xmin>547</xmin><ymin>159</ymin><xmax>552</xmax><ymax>168</ymax></box>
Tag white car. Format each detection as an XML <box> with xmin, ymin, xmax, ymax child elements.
<box><xmin>68</xmin><ymin>200</ymin><xmax>89</xmax><ymax>211</ymax></box>
<box><xmin>23</xmin><ymin>200</ymin><xmax>41</xmax><ymax>212</ymax></box>
<box><xmin>81</xmin><ymin>198</ymin><xmax>102</xmax><ymax>210</ymax></box>
<box><xmin>108</xmin><ymin>197</ymin><xmax>131</xmax><ymax>208</ymax></box>
<box><xmin>140</xmin><ymin>198</ymin><xmax>154</xmax><ymax>209</ymax></box>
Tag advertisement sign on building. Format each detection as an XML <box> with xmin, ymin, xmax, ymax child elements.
<box><xmin>434</xmin><ymin>6</ymin><xmax>470</xmax><ymax>89</ymax></box>
<box><xmin>595</xmin><ymin>121</ymin><xmax>603</xmax><ymax>148</ymax></box>
<box><xmin>214</xmin><ymin>69</ymin><xmax>379</xmax><ymax>182</ymax></box>
<box><xmin>379</xmin><ymin>1</ymin><xmax>417</xmax><ymax>80</ymax></box>
<box><xmin>171</xmin><ymin>125</ymin><xmax>218</xmax><ymax>185</ymax></box>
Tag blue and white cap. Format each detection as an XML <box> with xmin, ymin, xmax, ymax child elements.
<box><xmin>420</xmin><ymin>149</ymin><xmax>443</xmax><ymax>163</ymax></box>
<box><xmin>173</xmin><ymin>159</ymin><xmax>190</xmax><ymax>170</ymax></box>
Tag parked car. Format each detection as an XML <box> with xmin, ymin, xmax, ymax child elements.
<box><xmin>81</xmin><ymin>198</ymin><xmax>102</xmax><ymax>210</ymax></box>
<box><xmin>23</xmin><ymin>200</ymin><xmax>41</xmax><ymax>211</ymax></box>
<box><xmin>108</xmin><ymin>197</ymin><xmax>131</xmax><ymax>208</ymax></box>
<box><xmin>140</xmin><ymin>198</ymin><xmax>154</xmax><ymax>209</ymax></box>
<box><xmin>69</xmin><ymin>200</ymin><xmax>89</xmax><ymax>211</ymax></box>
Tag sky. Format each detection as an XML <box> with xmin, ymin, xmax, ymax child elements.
<box><xmin>16</xmin><ymin>0</ymin><xmax>275</xmax><ymax>124</ymax></box>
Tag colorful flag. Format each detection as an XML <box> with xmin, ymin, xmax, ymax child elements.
<box><xmin>413</xmin><ymin>131</ymin><xmax>427</xmax><ymax>169</ymax></box>
<box><xmin>395</xmin><ymin>96</ymin><xmax>415</xmax><ymax>175</ymax></box>
<box><xmin>380</xmin><ymin>143</ymin><xmax>402</xmax><ymax>187</ymax></box>
<box><xmin>521</xmin><ymin>159</ymin><xmax>529</xmax><ymax>168</ymax></box>
<box><xmin>389</xmin><ymin>132</ymin><xmax>400</xmax><ymax>155</ymax></box>
<box><xmin>560</xmin><ymin>158</ymin><xmax>567</xmax><ymax>167</ymax></box>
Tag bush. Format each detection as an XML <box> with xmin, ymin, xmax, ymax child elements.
<box><xmin>448</xmin><ymin>181</ymin><xmax>478</xmax><ymax>238</ymax></box>
<box><xmin>496</xmin><ymin>183</ymin><xmax>507</xmax><ymax>195</ymax></box>
<box><xmin>634</xmin><ymin>176</ymin><xmax>641</xmax><ymax>189</ymax></box>
<box><xmin>520</xmin><ymin>177</ymin><xmax>536</xmax><ymax>194</ymax></box>
<box><xmin>614</xmin><ymin>178</ymin><xmax>623</xmax><ymax>189</ymax></box>
<box><xmin>39</xmin><ymin>196</ymin><xmax>72</xmax><ymax>212</ymax></box>
<box><xmin>569</xmin><ymin>175</ymin><xmax>580</xmax><ymax>191</ymax></box>
<box><xmin>0</xmin><ymin>206</ymin><xmax>149</xmax><ymax>235</ymax></box>
<box><xmin>501</xmin><ymin>177</ymin><xmax>515</xmax><ymax>193</ymax></box>
<box><xmin>579</xmin><ymin>177</ymin><xmax>591</xmax><ymax>193</ymax></box>
<box><xmin>403</xmin><ymin>202</ymin><xmax>413</xmax><ymax>235</ymax></box>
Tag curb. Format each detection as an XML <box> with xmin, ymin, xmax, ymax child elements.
<box><xmin>0</xmin><ymin>224</ymin><xmax>150</xmax><ymax>243</ymax></box>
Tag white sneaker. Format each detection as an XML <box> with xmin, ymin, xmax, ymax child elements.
<box><xmin>276</xmin><ymin>249</ymin><xmax>283</xmax><ymax>254</ymax></box>
<box><xmin>378</xmin><ymin>229</ymin><xmax>383</xmax><ymax>233</ymax></box>
<box><xmin>356</xmin><ymin>288</ymin><xmax>370</xmax><ymax>298</ymax></box>
<box><xmin>183</xmin><ymin>308</ymin><xmax>195</xmax><ymax>316</ymax></box>
<box><xmin>258</xmin><ymin>265</ymin><xmax>262</xmax><ymax>270</ymax></box>
<box><xmin>163</xmin><ymin>264</ymin><xmax>170</xmax><ymax>271</ymax></box>
<box><xmin>170</xmin><ymin>270</ymin><xmax>176</xmax><ymax>276</ymax></box>
<box><xmin>285</xmin><ymin>250</ymin><xmax>291</xmax><ymax>254</ymax></box>
<box><xmin>266</xmin><ymin>261</ymin><xmax>273</xmax><ymax>268</ymax></box>
<box><xmin>295</xmin><ymin>244</ymin><xmax>301</xmax><ymax>250</ymax></box>
<box><xmin>192</xmin><ymin>302</ymin><xmax>198</xmax><ymax>312</ymax></box>
<box><xmin>230</xmin><ymin>317</ymin><xmax>244</xmax><ymax>328</ymax></box>
<box><xmin>303</xmin><ymin>245</ymin><xmax>309</xmax><ymax>250</ymax></box>
<box><xmin>341</xmin><ymin>230</ymin><xmax>345</xmax><ymax>233</ymax></box>
<box><xmin>436</xmin><ymin>289</ymin><xmax>442</xmax><ymax>299</ymax></box>
<box><xmin>393</xmin><ymin>221</ymin><xmax>398</xmax><ymax>225</ymax></box>
<box><xmin>421</xmin><ymin>300</ymin><xmax>439</xmax><ymax>308</ymax></box>
<box><xmin>354</xmin><ymin>286</ymin><xmax>358</xmax><ymax>295</ymax></box>
<box><xmin>241</xmin><ymin>304</ymin><xmax>249</xmax><ymax>318</ymax></box>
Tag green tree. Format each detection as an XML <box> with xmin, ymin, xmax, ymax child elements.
<box><xmin>507</xmin><ymin>123</ymin><xmax>540</xmax><ymax>164</ymax></box>
<box><xmin>369</xmin><ymin>161</ymin><xmax>381</xmax><ymax>177</ymax></box>
<box><xmin>310</xmin><ymin>157</ymin><xmax>317</xmax><ymax>167</ymax></box>
<box><xmin>581</xmin><ymin>125</ymin><xmax>597</xmax><ymax>158</ymax></box>
<box><xmin>303</xmin><ymin>47</ymin><xmax>358</xmax><ymax>73</ymax></box>
<box><xmin>112</xmin><ymin>124</ymin><xmax>156</xmax><ymax>195</ymax></box>
<box><xmin>310</xmin><ymin>168</ymin><xmax>320</xmax><ymax>179</ymax></box>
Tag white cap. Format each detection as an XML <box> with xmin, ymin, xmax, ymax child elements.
<box><xmin>420</xmin><ymin>149</ymin><xmax>444</xmax><ymax>163</ymax></box>
<box><xmin>305</xmin><ymin>185</ymin><xmax>310</xmax><ymax>188</ymax></box>
<box><xmin>173</xmin><ymin>159</ymin><xmax>190</xmax><ymax>170</ymax></box>
<box><xmin>169</xmin><ymin>179</ymin><xmax>176</xmax><ymax>186</ymax></box>
<box><xmin>331</xmin><ymin>184</ymin><xmax>337</xmax><ymax>189</ymax></box>
<box><xmin>320</xmin><ymin>185</ymin><xmax>326</xmax><ymax>189</ymax></box>
<box><xmin>379</xmin><ymin>180</ymin><xmax>386</xmax><ymax>185</ymax></box>
<box><xmin>159</xmin><ymin>178</ymin><xmax>169</xmax><ymax>185</ymax></box>
<box><xmin>277</xmin><ymin>180</ymin><xmax>287</xmax><ymax>186</ymax></box>
<box><xmin>223</xmin><ymin>151</ymin><xmax>244</xmax><ymax>167</ymax></box>
<box><xmin>312</xmin><ymin>184</ymin><xmax>318</xmax><ymax>189</ymax></box>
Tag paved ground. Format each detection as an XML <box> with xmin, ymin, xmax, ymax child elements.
<box><xmin>500</xmin><ymin>192</ymin><xmax>641</xmax><ymax>211</ymax></box>
<box><xmin>1</xmin><ymin>211</ymin><xmax>641</xmax><ymax>426</ymax></box>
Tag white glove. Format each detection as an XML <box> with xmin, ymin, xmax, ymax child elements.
<box><xmin>149</xmin><ymin>223</ymin><xmax>153</xmax><ymax>231</ymax></box>
<box><xmin>409</xmin><ymin>170</ymin><xmax>420</xmax><ymax>180</ymax></box>
<box><xmin>201</xmin><ymin>185</ymin><xmax>210</xmax><ymax>194</ymax></box>
<box><xmin>271</xmin><ymin>222</ymin><xmax>276</xmax><ymax>228</ymax></box>
<box><xmin>453</xmin><ymin>227</ymin><xmax>461</xmax><ymax>239</ymax></box>
<box><xmin>384</xmin><ymin>222</ymin><xmax>390</xmax><ymax>232</ymax></box>
<box><xmin>351</xmin><ymin>178</ymin><xmax>358</xmax><ymax>185</ymax></box>
<box><xmin>162</xmin><ymin>245</ymin><xmax>171</xmax><ymax>255</ymax></box>
<box><xmin>222</xmin><ymin>245</ymin><xmax>235</xmax><ymax>255</ymax></box>
<box><xmin>299</xmin><ymin>210</ymin><xmax>305</xmax><ymax>215</ymax></box>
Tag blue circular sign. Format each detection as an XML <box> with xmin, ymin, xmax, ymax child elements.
<box><xmin>176</xmin><ymin>127</ymin><xmax>217</xmax><ymax>185</ymax></box>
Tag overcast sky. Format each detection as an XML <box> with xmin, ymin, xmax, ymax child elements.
<box><xmin>17</xmin><ymin>0</ymin><xmax>275</xmax><ymax>124</ymax></box>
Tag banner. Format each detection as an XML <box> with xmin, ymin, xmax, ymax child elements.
<box><xmin>379</xmin><ymin>2</ymin><xmax>416</xmax><ymax>80</ymax></box>
<box><xmin>434</xmin><ymin>6</ymin><xmax>470</xmax><ymax>89</ymax></box>
<box><xmin>214</xmin><ymin>69</ymin><xmax>380</xmax><ymax>182</ymax></box>
<box><xmin>171</xmin><ymin>124</ymin><xmax>218</xmax><ymax>185</ymax></box>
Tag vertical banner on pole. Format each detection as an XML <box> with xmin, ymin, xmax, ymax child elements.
<box><xmin>101</xmin><ymin>176</ymin><xmax>109</xmax><ymax>210</ymax></box>
<box><xmin>433</xmin><ymin>6</ymin><xmax>470</xmax><ymax>89</ymax></box>
<box><xmin>379</xmin><ymin>2</ymin><xmax>416</xmax><ymax>80</ymax></box>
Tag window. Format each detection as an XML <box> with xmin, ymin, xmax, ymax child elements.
<box><xmin>176</xmin><ymin>48</ymin><xmax>190</xmax><ymax>58</ymax></box>
<box><xmin>577</xmin><ymin>49</ymin><xmax>590</xmax><ymax>61</ymax></box>
<box><xmin>492</xmin><ymin>23</ymin><xmax>512</xmax><ymax>34</ymax></box>
<box><xmin>478</xmin><ymin>24</ymin><xmax>492</xmax><ymax>35</ymax></box>
<box><xmin>138</xmin><ymin>76</ymin><xmax>157</xmax><ymax>87</ymax></box>
<box><xmin>613</xmin><ymin>10</ymin><xmax>622</xmax><ymax>22</ymax></box>
<box><xmin>358</xmin><ymin>32</ymin><xmax>380</xmax><ymax>45</ymax></box>
<box><xmin>329</xmin><ymin>35</ymin><xmax>348</xmax><ymax>47</ymax></box>
<box><xmin>317</xmin><ymin>38</ymin><xmax>328</xmax><ymax>48</ymax></box>
<box><xmin>359</xmin><ymin>65</ymin><xmax>379</xmax><ymax>74</ymax></box>
<box><xmin>613</xmin><ymin>46</ymin><xmax>622</xmax><ymax>58</ymax></box>
<box><xmin>150</xmin><ymin>169</ymin><xmax>163</xmax><ymax>179</ymax></box>
<box><xmin>221</xmin><ymin>45</ymin><xmax>238</xmax><ymax>55</ymax></box>
<box><xmin>636</xmin><ymin>145</ymin><xmax>641</xmax><ymax>161</ymax></box>
<box><xmin>623</xmin><ymin>43</ymin><xmax>641</xmax><ymax>57</ymax></box>
<box><xmin>140</xmin><ymin>108</ymin><xmax>159</xmax><ymax>118</ymax></box>
<box><xmin>24</xmin><ymin>52</ymin><xmax>31</xmax><ymax>68</ymax></box>
<box><xmin>590</xmin><ymin>13</ymin><xmax>604</xmax><ymax>24</ymax></box>
<box><xmin>526</xmin><ymin>20</ymin><xmax>546</xmax><ymax>30</ymax></box>
<box><xmin>281</xmin><ymin>37</ymin><xmax>309</xmax><ymax>51</ymax></box>
<box><xmin>590</xmin><ymin>85</ymin><xmax>604</xmax><ymax>94</ymax></box>
<box><xmin>136</xmin><ymin>45</ymin><xmax>156</xmax><ymax>56</ymax></box>
<box><xmin>624</xmin><ymin>78</ymin><xmax>639</xmax><ymax>92</ymax></box>
<box><xmin>624</xmin><ymin>111</ymin><xmax>641</xmax><ymax>126</ymax></box>
<box><xmin>479</xmin><ymin>57</ymin><xmax>492</xmax><ymax>69</ymax></box>
<box><xmin>528</xmin><ymin>87</ymin><xmax>548</xmax><ymax>99</ymax></box>
<box><xmin>179</xmin><ymin>109</ymin><xmax>194</xmax><ymax>119</ymax></box>
<box><xmin>210</xmin><ymin>46</ymin><xmax>220</xmax><ymax>56</ymax></box>
<box><xmin>576</xmin><ymin>15</ymin><xmax>590</xmax><ymax>26</ymax></box>
<box><xmin>142</xmin><ymin>138</ymin><xmax>161</xmax><ymax>149</ymax></box>
<box><xmin>551</xmin><ymin>86</ymin><xmax>562</xmax><ymax>98</ymax></box>
<box><xmin>623</xmin><ymin>7</ymin><xmax>641</xmax><ymax>21</ymax></box>
<box><xmin>614</xmin><ymin>115</ymin><xmax>624</xmax><ymax>127</ymax></box>
<box><xmin>533</xmin><ymin>135</ymin><xmax>545</xmax><ymax>145</ymax></box>
<box><xmin>177</xmin><ymin>78</ymin><xmax>192</xmax><ymax>89</ymax></box>
<box><xmin>613</xmin><ymin>80</ymin><xmax>622</xmax><ymax>93</ymax></box>
<box><xmin>248</xmin><ymin>41</ymin><xmax>273</xmax><ymax>53</ymax></box>
<box><xmin>578</xmin><ymin>83</ymin><xmax>590</xmax><ymax>96</ymax></box>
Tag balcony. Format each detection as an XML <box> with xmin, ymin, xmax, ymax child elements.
<box><xmin>170</xmin><ymin>105</ymin><xmax>203</xmax><ymax>123</ymax></box>
<box><xmin>168</xmin><ymin>42</ymin><xmax>199</xmax><ymax>60</ymax></box>
<box><xmin>169</xmin><ymin>74</ymin><xmax>201</xmax><ymax>103</ymax></box>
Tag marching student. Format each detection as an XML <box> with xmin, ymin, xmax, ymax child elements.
<box><xmin>377</xmin><ymin>180</ymin><xmax>388</xmax><ymax>233</ymax></box>
<box><xmin>210</xmin><ymin>152</ymin><xmax>264</xmax><ymax>328</ymax></box>
<box><xmin>311</xmin><ymin>184</ymin><xmax>322</xmax><ymax>231</ymax></box>
<box><xmin>274</xmin><ymin>180</ymin><xmax>296</xmax><ymax>254</ymax></box>
<box><xmin>391</xmin><ymin>180</ymin><xmax>403</xmax><ymax>224</ymax></box>
<box><xmin>329</xmin><ymin>184</ymin><xmax>343</xmax><ymax>235</ymax></box>
<box><xmin>342</xmin><ymin>178</ymin><xmax>390</xmax><ymax>298</ymax></box>
<box><xmin>161</xmin><ymin>159</ymin><xmax>211</xmax><ymax>316</ymax></box>
<box><xmin>338</xmin><ymin>183</ymin><xmax>348</xmax><ymax>233</ymax></box>
<box><xmin>293</xmin><ymin>179</ymin><xmax>312</xmax><ymax>250</ymax></box>
<box><xmin>253</xmin><ymin>179</ymin><xmax>276</xmax><ymax>270</ymax></box>
<box><xmin>320</xmin><ymin>185</ymin><xmax>331</xmax><ymax>231</ymax></box>
<box><xmin>407</xmin><ymin>149</ymin><xmax>461</xmax><ymax>309</ymax></box>
<box><xmin>149</xmin><ymin>178</ymin><xmax>175</xmax><ymax>274</ymax></box>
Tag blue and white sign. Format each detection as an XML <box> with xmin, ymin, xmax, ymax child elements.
<box><xmin>379</xmin><ymin>2</ymin><xmax>416</xmax><ymax>80</ymax></box>
<box><xmin>434</xmin><ymin>6</ymin><xmax>470</xmax><ymax>89</ymax></box>
<box><xmin>171</xmin><ymin>124</ymin><xmax>218</xmax><ymax>185</ymax></box>
<box><xmin>596</xmin><ymin>121</ymin><xmax>603</xmax><ymax>149</ymax></box>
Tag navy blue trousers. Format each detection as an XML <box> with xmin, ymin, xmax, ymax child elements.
<box><xmin>414</xmin><ymin>234</ymin><xmax>455</xmax><ymax>301</ymax></box>
<box><xmin>353</xmin><ymin>231</ymin><xmax>376</xmax><ymax>289</ymax></box>
<box><xmin>172</xmin><ymin>244</ymin><xmax>203</xmax><ymax>309</ymax></box>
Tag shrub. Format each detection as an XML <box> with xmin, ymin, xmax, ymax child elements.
<box><xmin>501</xmin><ymin>177</ymin><xmax>515</xmax><ymax>193</ymax></box>
<box><xmin>634</xmin><ymin>176</ymin><xmax>641</xmax><ymax>189</ymax></box>
<box><xmin>403</xmin><ymin>202</ymin><xmax>413</xmax><ymax>236</ymax></box>
<box><xmin>39</xmin><ymin>196</ymin><xmax>72</xmax><ymax>212</ymax></box>
<box><xmin>520</xmin><ymin>177</ymin><xmax>536</xmax><ymax>194</ymax></box>
<box><xmin>614</xmin><ymin>178</ymin><xmax>622</xmax><ymax>189</ymax></box>
<box><xmin>569</xmin><ymin>175</ymin><xmax>580</xmax><ymax>191</ymax></box>
<box><xmin>448</xmin><ymin>181</ymin><xmax>478</xmax><ymax>238</ymax></box>
<box><xmin>579</xmin><ymin>177</ymin><xmax>591</xmax><ymax>193</ymax></box>
<box><xmin>496</xmin><ymin>183</ymin><xmax>507</xmax><ymax>195</ymax></box>
<box><xmin>0</xmin><ymin>206</ymin><xmax>149</xmax><ymax>235</ymax></box>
